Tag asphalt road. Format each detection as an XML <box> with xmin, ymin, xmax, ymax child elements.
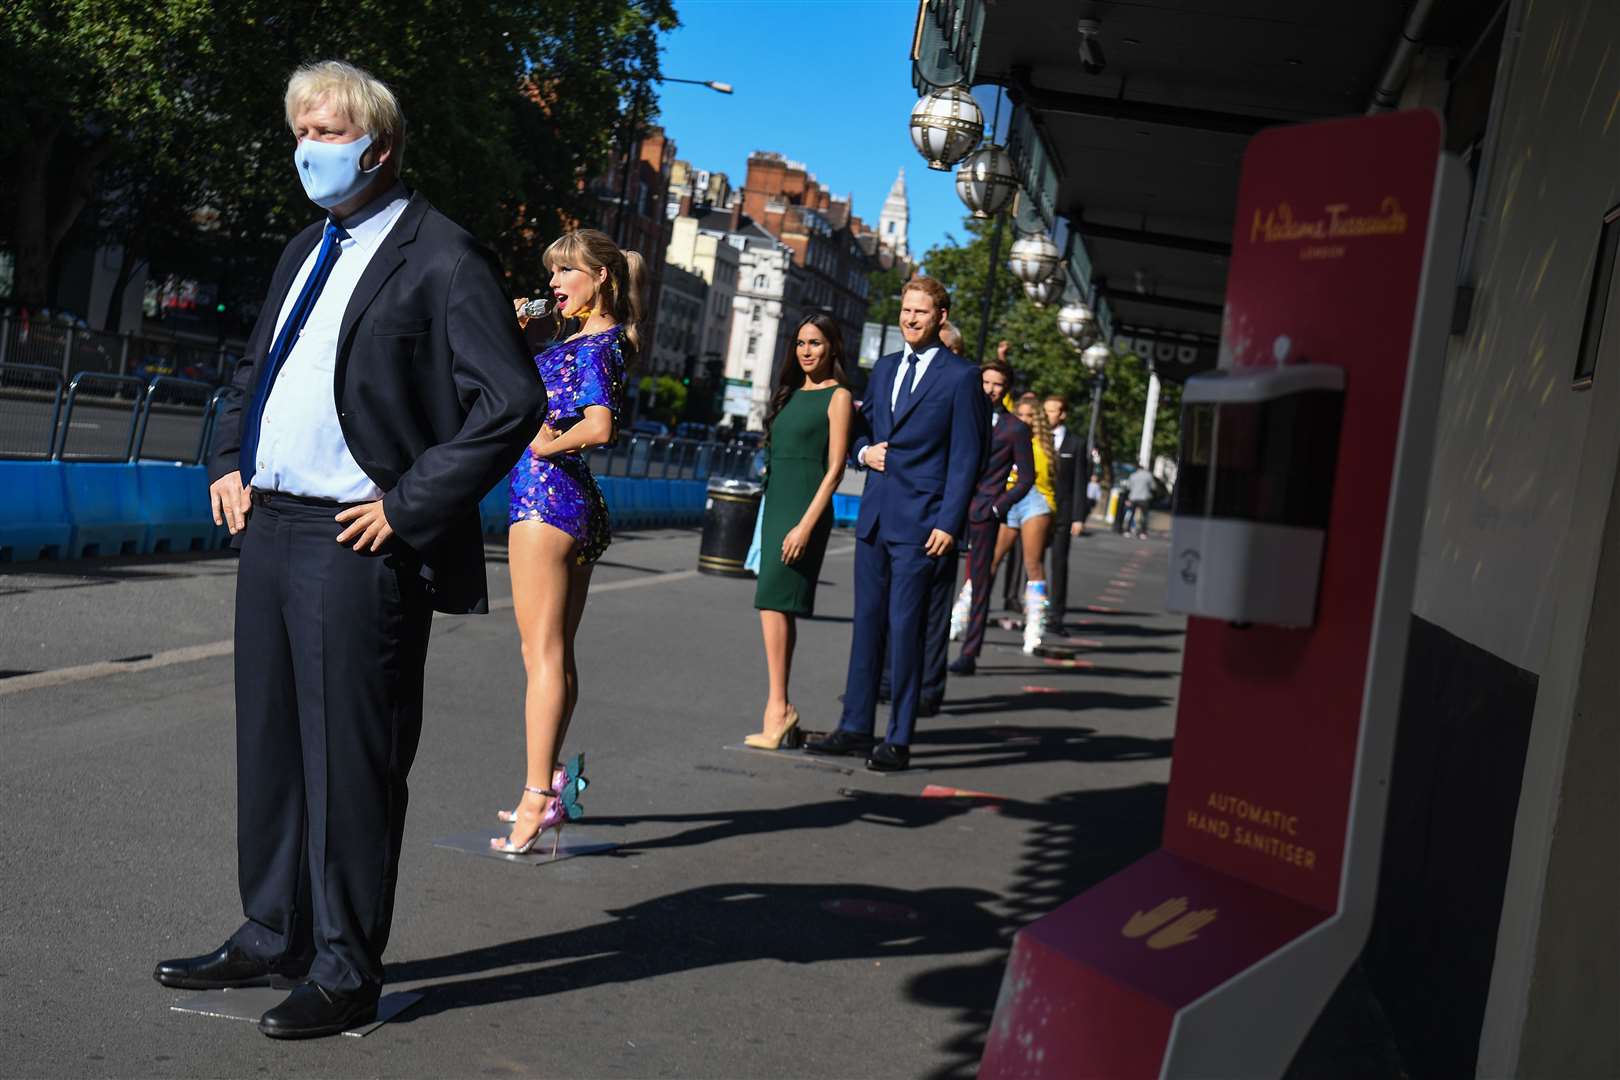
<box><xmin>3</xmin><ymin>523</ymin><xmax>1418</xmax><ymax>1078</ymax></box>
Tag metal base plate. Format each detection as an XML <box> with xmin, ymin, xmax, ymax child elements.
<box><xmin>169</xmin><ymin>986</ymin><xmax>421</xmax><ymax>1037</ymax></box>
<box><xmin>721</xmin><ymin>742</ymin><xmax>928</xmax><ymax>776</ymax></box>
<box><xmin>431</xmin><ymin>829</ymin><xmax>618</xmax><ymax>865</ymax></box>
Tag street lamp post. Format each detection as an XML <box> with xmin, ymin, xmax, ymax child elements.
<box><xmin>616</xmin><ymin>76</ymin><xmax>733</xmax><ymax>245</ymax></box>
<box><xmin>1081</xmin><ymin>343</ymin><xmax>1108</xmax><ymax>475</ymax></box>
<box><xmin>972</xmin><ymin>87</ymin><xmax>1006</xmax><ymax>364</ymax></box>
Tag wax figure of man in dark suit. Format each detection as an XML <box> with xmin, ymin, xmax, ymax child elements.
<box><xmin>807</xmin><ymin>278</ymin><xmax>987</xmax><ymax>771</ymax></box>
<box><xmin>1044</xmin><ymin>394</ymin><xmax>1084</xmax><ymax>633</ymax></box>
<box><xmin>153</xmin><ymin>61</ymin><xmax>545</xmax><ymax>1039</ymax></box>
<box><xmin>949</xmin><ymin>361</ymin><xmax>1034</xmax><ymax>675</ymax></box>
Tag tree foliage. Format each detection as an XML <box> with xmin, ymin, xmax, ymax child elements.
<box><xmin>1</xmin><ymin>0</ymin><xmax>675</xmax><ymax>312</ymax></box>
<box><xmin>920</xmin><ymin>215</ymin><xmax>1182</xmax><ymax>477</ymax></box>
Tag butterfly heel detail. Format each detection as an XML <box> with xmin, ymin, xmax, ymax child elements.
<box><xmin>490</xmin><ymin>761</ymin><xmax>588</xmax><ymax>858</ymax></box>
<box><xmin>497</xmin><ymin>754</ymin><xmax>588</xmax><ymax>823</ymax></box>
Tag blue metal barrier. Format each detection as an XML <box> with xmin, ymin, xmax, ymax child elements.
<box><xmin>62</xmin><ymin>461</ymin><xmax>148</xmax><ymax>557</ymax></box>
<box><xmin>0</xmin><ymin>460</ymin><xmax>71</xmax><ymax>561</ymax></box>
<box><xmin>136</xmin><ymin>462</ymin><xmax>220</xmax><ymax>553</ymax></box>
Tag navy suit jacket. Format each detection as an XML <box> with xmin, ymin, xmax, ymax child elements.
<box><xmin>849</xmin><ymin>347</ymin><xmax>988</xmax><ymax>545</ymax></box>
<box><xmin>971</xmin><ymin>410</ymin><xmax>1034</xmax><ymax>524</ymax></box>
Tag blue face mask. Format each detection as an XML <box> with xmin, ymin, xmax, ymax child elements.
<box><xmin>293</xmin><ymin>133</ymin><xmax>381</xmax><ymax>209</ymax></box>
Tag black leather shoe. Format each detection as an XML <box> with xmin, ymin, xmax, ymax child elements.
<box><xmin>154</xmin><ymin>942</ymin><xmax>309</xmax><ymax>991</ymax></box>
<box><xmin>948</xmin><ymin>656</ymin><xmax>977</xmax><ymax>676</ymax></box>
<box><xmin>917</xmin><ymin>699</ymin><xmax>942</xmax><ymax>718</ymax></box>
<box><xmin>259</xmin><ymin>984</ymin><xmax>378</xmax><ymax>1039</ymax></box>
<box><xmin>866</xmin><ymin>743</ymin><xmax>911</xmax><ymax>772</ymax></box>
<box><xmin>805</xmin><ymin>729</ymin><xmax>876</xmax><ymax>756</ymax></box>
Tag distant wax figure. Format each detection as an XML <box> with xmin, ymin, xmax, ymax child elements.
<box><xmin>494</xmin><ymin>228</ymin><xmax>641</xmax><ymax>855</ymax></box>
<box><xmin>743</xmin><ymin>313</ymin><xmax>855</xmax><ymax>750</ymax></box>
<box><xmin>806</xmin><ymin>277</ymin><xmax>988</xmax><ymax>772</ymax></box>
<box><xmin>947</xmin><ymin>359</ymin><xmax>1034</xmax><ymax>676</ymax></box>
<box><xmin>154</xmin><ymin>61</ymin><xmax>545</xmax><ymax>1039</ymax></box>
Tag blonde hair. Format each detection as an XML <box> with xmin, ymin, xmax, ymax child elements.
<box><xmin>1018</xmin><ymin>391</ymin><xmax>1055</xmax><ymax>461</ymax></box>
<box><xmin>938</xmin><ymin>320</ymin><xmax>963</xmax><ymax>353</ymax></box>
<box><xmin>543</xmin><ymin>228</ymin><xmax>647</xmax><ymax>361</ymax></box>
<box><xmin>284</xmin><ymin>60</ymin><xmax>406</xmax><ymax>166</ymax></box>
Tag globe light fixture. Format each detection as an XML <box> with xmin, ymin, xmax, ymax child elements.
<box><xmin>909</xmin><ymin>84</ymin><xmax>985</xmax><ymax>171</ymax></box>
<box><xmin>954</xmin><ymin>144</ymin><xmax>1018</xmax><ymax>219</ymax></box>
<box><xmin>1057</xmin><ymin>301</ymin><xmax>1096</xmax><ymax>344</ymax></box>
<box><xmin>1023</xmin><ymin>275</ymin><xmax>1064</xmax><ymax>307</ymax></box>
<box><xmin>1007</xmin><ymin>231</ymin><xmax>1063</xmax><ymax>284</ymax></box>
<box><xmin>1081</xmin><ymin>342</ymin><xmax>1113</xmax><ymax>370</ymax></box>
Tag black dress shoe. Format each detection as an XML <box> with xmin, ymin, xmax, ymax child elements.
<box><xmin>154</xmin><ymin>941</ymin><xmax>309</xmax><ymax>990</ymax></box>
<box><xmin>866</xmin><ymin>743</ymin><xmax>911</xmax><ymax>772</ymax></box>
<box><xmin>948</xmin><ymin>656</ymin><xmax>977</xmax><ymax>676</ymax></box>
<box><xmin>917</xmin><ymin>699</ymin><xmax>942</xmax><ymax>718</ymax></box>
<box><xmin>259</xmin><ymin>983</ymin><xmax>378</xmax><ymax>1039</ymax></box>
<box><xmin>805</xmin><ymin>729</ymin><xmax>876</xmax><ymax>756</ymax></box>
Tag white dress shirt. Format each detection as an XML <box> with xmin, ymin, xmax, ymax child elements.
<box><xmin>1053</xmin><ymin>423</ymin><xmax>1067</xmax><ymax>450</ymax></box>
<box><xmin>253</xmin><ymin>184</ymin><xmax>411</xmax><ymax>501</ymax></box>
<box><xmin>860</xmin><ymin>343</ymin><xmax>942</xmax><ymax>469</ymax></box>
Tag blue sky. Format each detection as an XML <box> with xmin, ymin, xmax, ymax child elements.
<box><xmin>653</xmin><ymin>0</ymin><xmax>969</xmax><ymax>260</ymax></box>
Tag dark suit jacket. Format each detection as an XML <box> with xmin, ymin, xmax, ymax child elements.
<box><xmin>209</xmin><ymin>192</ymin><xmax>547</xmax><ymax>614</ymax></box>
<box><xmin>849</xmin><ymin>347</ymin><xmax>988</xmax><ymax>544</ymax></box>
<box><xmin>1051</xmin><ymin>426</ymin><xmax>1083</xmax><ymax>522</ymax></box>
<box><xmin>970</xmin><ymin>410</ymin><xmax>1035</xmax><ymax>524</ymax></box>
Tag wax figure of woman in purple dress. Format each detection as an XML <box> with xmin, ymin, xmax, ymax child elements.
<box><xmin>493</xmin><ymin>228</ymin><xmax>642</xmax><ymax>855</ymax></box>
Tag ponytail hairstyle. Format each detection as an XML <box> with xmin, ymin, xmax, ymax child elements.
<box><xmin>764</xmin><ymin>312</ymin><xmax>847</xmax><ymax>443</ymax></box>
<box><xmin>542</xmin><ymin>228</ymin><xmax>648</xmax><ymax>363</ymax></box>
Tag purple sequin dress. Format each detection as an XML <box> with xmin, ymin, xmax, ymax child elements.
<box><xmin>509</xmin><ymin>326</ymin><xmax>625</xmax><ymax>565</ymax></box>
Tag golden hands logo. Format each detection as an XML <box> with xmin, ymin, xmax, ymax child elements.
<box><xmin>1122</xmin><ymin>896</ymin><xmax>1220</xmax><ymax>950</ymax></box>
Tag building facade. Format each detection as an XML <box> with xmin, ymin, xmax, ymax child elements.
<box><xmin>647</xmin><ymin>262</ymin><xmax>706</xmax><ymax>380</ymax></box>
<box><xmin>665</xmin><ymin>211</ymin><xmax>740</xmax><ymax>382</ymax></box>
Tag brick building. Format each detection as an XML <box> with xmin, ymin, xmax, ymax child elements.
<box><xmin>736</xmin><ymin>152</ymin><xmax>875</xmax><ymax>359</ymax></box>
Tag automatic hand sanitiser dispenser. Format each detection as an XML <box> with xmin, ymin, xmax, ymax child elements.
<box><xmin>1166</xmin><ymin>363</ymin><xmax>1345</xmax><ymax>628</ymax></box>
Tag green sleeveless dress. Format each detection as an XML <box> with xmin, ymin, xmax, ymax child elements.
<box><xmin>754</xmin><ymin>386</ymin><xmax>838</xmax><ymax>615</ymax></box>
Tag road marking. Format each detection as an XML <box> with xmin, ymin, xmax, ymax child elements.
<box><xmin>0</xmin><ymin>641</ymin><xmax>234</xmax><ymax>696</ymax></box>
<box><xmin>0</xmin><ymin>543</ymin><xmax>860</xmax><ymax>695</ymax></box>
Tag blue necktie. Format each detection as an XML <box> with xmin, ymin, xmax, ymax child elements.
<box><xmin>240</xmin><ymin>220</ymin><xmax>349</xmax><ymax>485</ymax></box>
<box><xmin>895</xmin><ymin>353</ymin><xmax>919</xmax><ymax>414</ymax></box>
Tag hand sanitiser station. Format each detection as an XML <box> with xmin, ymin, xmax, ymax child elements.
<box><xmin>1166</xmin><ymin>363</ymin><xmax>1346</xmax><ymax>628</ymax></box>
<box><xmin>979</xmin><ymin>110</ymin><xmax>1469</xmax><ymax>1079</ymax></box>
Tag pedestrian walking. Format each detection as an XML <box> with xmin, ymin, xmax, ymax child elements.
<box><xmin>744</xmin><ymin>314</ymin><xmax>854</xmax><ymax>749</ymax></box>
<box><xmin>1083</xmin><ymin>473</ymin><xmax>1103</xmax><ymax>534</ymax></box>
<box><xmin>157</xmin><ymin>60</ymin><xmax>546</xmax><ymax>1039</ymax></box>
<box><xmin>1127</xmin><ymin>465</ymin><xmax>1159</xmax><ymax>538</ymax></box>
<box><xmin>495</xmin><ymin>228</ymin><xmax>641</xmax><ymax>854</ymax></box>
<box><xmin>806</xmin><ymin>277</ymin><xmax>986</xmax><ymax>772</ymax></box>
<box><xmin>1044</xmin><ymin>393</ymin><xmax>1081</xmax><ymax>633</ymax></box>
<box><xmin>947</xmin><ymin>359</ymin><xmax>1033</xmax><ymax>676</ymax></box>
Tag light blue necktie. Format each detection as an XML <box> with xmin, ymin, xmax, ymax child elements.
<box><xmin>240</xmin><ymin>220</ymin><xmax>349</xmax><ymax>485</ymax></box>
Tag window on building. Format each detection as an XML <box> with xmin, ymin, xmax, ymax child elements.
<box><xmin>754</xmin><ymin>274</ymin><xmax>768</xmax><ymax>289</ymax></box>
<box><xmin>747</xmin><ymin>335</ymin><xmax>759</xmax><ymax>355</ymax></box>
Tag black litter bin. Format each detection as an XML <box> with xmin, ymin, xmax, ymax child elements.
<box><xmin>699</xmin><ymin>477</ymin><xmax>762</xmax><ymax>577</ymax></box>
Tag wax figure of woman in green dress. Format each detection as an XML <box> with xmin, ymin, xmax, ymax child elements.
<box><xmin>744</xmin><ymin>313</ymin><xmax>854</xmax><ymax>749</ymax></box>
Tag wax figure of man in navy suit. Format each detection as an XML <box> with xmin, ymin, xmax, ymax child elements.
<box><xmin>949</xmin><ymin>360</ymin><xmax>1034</xmax><ymax>675</ymax></box>
<box><xmin>153</xmin><ymin>61</ymin><xmax>545</xmax><ymax>1039</ymax></box>
<box><xmin>806</xmin><ymin>277</ymin><xmax>988</xmax><ymax>771</ymax></box>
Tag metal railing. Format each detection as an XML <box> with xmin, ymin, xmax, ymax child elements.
<box><xmin>0</xmin><ymin>313</ymin><xmax>244</xmax><ymax>386</ymax></box>
<box><xmin>0</xmin><ymin>363</ymin><xmax>65</xmax><ymax>460</ymax></box>
<box><xmin>3</xmin><ymin>360</ymin><xmax>767</xmax><ymax>476</ymax></box>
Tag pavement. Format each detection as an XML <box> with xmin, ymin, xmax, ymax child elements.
<box><xmin>0</xmin><ymin>522</ymin><xmax>1190</xmax><ymax>1078</ymax></box>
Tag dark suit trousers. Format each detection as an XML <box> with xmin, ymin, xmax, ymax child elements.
<box><xmin>1049</xmin><ymin>512</ymin><xmax>1072</xmax><ymax>625</ymax></box>
<box><xmin>959</xmin><ymin>517</ymin><xmax>1002</xmax><ymax>659</ymax></box>
<box><xmin>879</xmin><ymin>550</ymin><xmax>957</xmax><ymax>707</ymax></box>
<box><xmin>841</xmin><ymin>532</ymin><xmax>951</xmax><ymax>746</ymax></box>
<box><xmin>229</xmin><ymin>497</ymin><xmax>433</xmax><ymax>994</ymax></box>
